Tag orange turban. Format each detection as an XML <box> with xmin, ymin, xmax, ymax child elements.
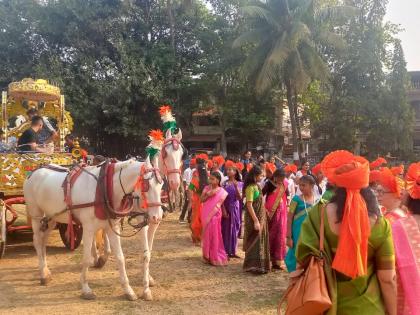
<box><xmin>406</xmin><ymin>162</ymin><xmax>420</xmax><ymax>199</ymax></box>
<box><xmin>224</xmin><ymin>160</ymin><xmax>236</xmax><ymax>169</ymax></box>
<box><xmin>321</xmin><ymin>150</ymin><xmax>370</xmax><ymax>279</ymax></box>
<box><xmin>236</xmin><ymin>162</ymin><xmax>244</xmax><ymax>172</ymax></box>
<box><xmin>196</xmin><ymin>153</ymin><xmax>209</xmax><ymax>162</ymax></box>
<box><xmin>369</xmin><ymin>157</ymin><xmax>387</xmax><ymax>170</ymax></box>
<box><xmin>212</xmin><ymin>155</ymin><xmax>225</xmax><ymax>167</ymax></box>
<box><xmin>190</xmin><ymin>158</ymin><xmax>197</xmax><ymax>167</ymax></box>
<box><xmin>369</xmin><ymin>168</ymin><xmax>400</xmax><ymax>196</ymax></box>
<box><xmin>265</xmin><ymin>162</ymin><xmax>276</xmax><ymax>174</ymax></box>
<box><xmin>391</xmin><ymin>165</ymin><xmax>404</xmax><ymax>176</ymax></box>
<box><xmin>369</xmin><ymin>170</ymin><xmax>381</xmax><ymax>184</ymax></box>
<box><xmin>284</xmin><ymin>164</ymin><xmax>298</xmax><ymax>173</ymax></box>
<box><xmin>312</xmin><ymin>163</ymin><xmax>322</xmax><ymax>175</ymax></box>
<box><xmin>207</xmin><ymin>160</ymin><xmax>213</xmax><ymax>169</ymax></box>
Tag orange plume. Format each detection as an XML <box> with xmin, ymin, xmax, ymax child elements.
<box><xmin>369</xmin><ymin>157</ymin><xmax>387</xmax><ymax>170</ymax></box>
<box><xmin>159</xmin><ymin>105</ymin><xmax>172</xmax><ymax>116</ymax></box>
<box><xmin>321</xmin><ymin>150</ymin><xmax>370</xmax><ymax>279</ymax></box>
<box><xmin>148</xmin><ymin>129</ymin><xmax>164</xmax><ymax>142</ymax></box>
<box><xmin>406</xmin><ymin>162</ymin><xmax>420</xmax><ymax>199</ymax></box>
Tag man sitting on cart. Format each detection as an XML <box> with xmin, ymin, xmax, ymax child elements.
<box><xmin>17</xmin><ymin>116</ymin><xmax>49</xmax><ymax>153</ymax></box>
<box><xmin>26</xmin><ymin>108</ymin><xmax>58</xmax><ymax>145</ymax></box>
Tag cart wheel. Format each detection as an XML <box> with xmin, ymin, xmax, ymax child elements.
<box><xmin>0</xmin><ymin>200</ymin><xmax>6</xmax><ymax>259</ymax></box>
<box><xmin>58</xmin><ymin>223</ymin><xmax>83</xmax><ymax>250</ymax></box>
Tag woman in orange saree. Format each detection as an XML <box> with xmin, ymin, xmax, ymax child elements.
<box><xmin>189</xmin><ymin>154</ymin><xmax>209</xmax><ymax>245</ymax></box>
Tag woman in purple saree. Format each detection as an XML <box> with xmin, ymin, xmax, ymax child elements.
<box><xmin>222</xmin><ymin>160</ymin><xmax>243</xmax><ymax>258</ymax></box>
<box><xmin>200</xmin><ymin>172</ymin><xmax>229</xmax><ymax>266</ymax></box>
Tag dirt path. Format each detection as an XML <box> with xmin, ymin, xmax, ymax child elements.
<box><xmin>0</xmin><ymin>214</ymin><xmax>287</xmax><ymax>314</ymax></box>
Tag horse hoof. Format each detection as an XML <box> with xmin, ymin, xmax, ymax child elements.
<box><xmin>149</xmin><ymin>277</ymin><xmax>156</xmax><ymax>287</ymax></box>
<box><xmin>81</xmin><ymin>292</ymin><xmax>97</xmax><ymax>300</ymax></box>
<box><xmin>141</xmin><ymin>290</ymin><xmax>153</xmax><ymax>301</ymax></box>
<box><xmin>126</xmin><ymin>293</ymin><xmax>138</xmax><ymax>301</ymax></box>
<box><xmin>40</xmin><ymin>276</ymin><xmax>51</xmax><ymax>286</ymax></box>
<box><xmin>94</xmin><ymin>256</ymin><xmax>107</xmax><ymax>269</ymax></box>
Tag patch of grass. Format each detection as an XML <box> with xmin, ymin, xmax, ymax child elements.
<box><xmin>225</xmin><ymin>290</ymin><xmax>247</xmax><ymax>303</ymax></box>
<box><xmin>250</xmin><ymin>291</ymin><xmax>280</xmax><ymax>311</ymax></box>
<box><xmin>69</xmin><ymin>248</ymin><xmax>83</xmax><ymax>263</ymax></box>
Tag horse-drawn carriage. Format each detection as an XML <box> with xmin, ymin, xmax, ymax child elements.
<box><xmin>0</xmin><ymin>78</ymin><xmax>82</xmax><ymax>258</ymax></box>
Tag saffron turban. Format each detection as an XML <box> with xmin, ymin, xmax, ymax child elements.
<box><xmin>406</xmin><ymin>162</ymin><xmax>420</xmax><ymax>199</ymax></box>
<box><xmin>321</xmin><ymin>150</ymin><xmax>370</xmax><ymax>279</ymax></box>
<box><xmin>369</xmin><ymin>157</ymin><xmax>387</xmax><ymax>170</ymax></box>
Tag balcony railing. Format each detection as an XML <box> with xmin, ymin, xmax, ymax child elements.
<box><xmin>411</xmin><ymin>80</ymin><xmax>420</xmax><ymax>90</ymax></box>
<box><xmin>192</xmin><ymin>125</ymin><xmax>223</xmax><ymax>135</ymax></box>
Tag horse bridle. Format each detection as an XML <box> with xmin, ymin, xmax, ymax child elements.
<box><xmin>138</xmin><ymin>165</ymin><xmax>163</xmax><ymax>209</ymax></box>
<box><xmin>117</xmin><ymin>162</ymin><xmax>163</xmax><ymax>210</ymax></box>
<box><xmin>161</xmin><ymin>137</ymin><xmax>187</xmax><ymax>176</ymax></box>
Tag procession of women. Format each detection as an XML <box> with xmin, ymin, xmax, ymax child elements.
<box><xmin>181</xmin><ymin>150</ymin><xmax>420</xmax><ymax>315</ymax></box>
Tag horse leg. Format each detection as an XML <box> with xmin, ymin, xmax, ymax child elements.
<box><xmin>96</xmin><ymin>231</ymin><xmax>111</xmax><ymax>268</ymax></box>
<box><xmin>91</xmin><ymin>238</ymin><xmax>100</xmax><ymax>267</ymax></box>
<box><xmin>80</xmin><ymin>226</ymin><xmax>96</xmax><ymax>300</ymax></box>
<box><xmin>147</xmin><ymin>222</ymin><xmax>160</xmax><ymax>287</ymax></box>
<box><xmin>140</xmin><ymin>224</ymin><xmax>153</xmax><ymax>300</ymax></box>
<box><xmin>105</xmin><ymin>227</ymin><xmax>137</xmax><ymax>301</ymax></box>
<box><xmin>32</xmin><ymin>218</ymin><xmax>51</xmax><ymax>285</ymax></box>
<box><xmin>92</xmin><ymin>229</ymin><xmax>109</xmax><ymax>268</ymax></box>
<box><xmin>40</xmin><ymin>219</ymin><xmax>56</xmax><ymax>284</ymax></box>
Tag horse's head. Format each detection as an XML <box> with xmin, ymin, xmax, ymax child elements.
<box><xmin>135</xmin><ymin>156</ymin><xmax>164</xmax><ymax>224</ymax></box>
<box><xmin>160</xmin><ymin>128</ymin><xmax>185</xmax><ymax>191</ymax></box>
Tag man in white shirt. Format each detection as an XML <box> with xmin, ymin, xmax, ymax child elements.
<box><xmin>179</xmin><ymin>158</ymin><xmax>196</xmax><ymax>223</ymax></box>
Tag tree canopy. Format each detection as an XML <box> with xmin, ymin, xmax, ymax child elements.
<box><xmin>0</xmin><ymin>0</ymin><xmax>413</xmax><ymax>159</ymax></box>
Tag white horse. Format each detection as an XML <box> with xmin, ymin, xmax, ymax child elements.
<box><xmin>138</xmin><ymin>128</ymin><xmax>185</xmax><ymax>301</ymax></box>
<box><xmin>24</xmin><ymin>156</ymin><xmax>163</xmax><ymax>301</ymax></box>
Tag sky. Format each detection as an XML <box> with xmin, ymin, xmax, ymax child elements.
<box><xmin>386</xmin><ymin>0</ymin><xmax>420</xmax><ymax>71</ymax></box>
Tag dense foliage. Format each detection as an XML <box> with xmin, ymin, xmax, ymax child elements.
<box><xmin>0</xmin><ymin>0</ymin><xmax>413</xmax><ymax>158</ymax></box>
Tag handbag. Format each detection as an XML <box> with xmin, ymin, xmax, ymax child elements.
<box><xmin>278</xmin><ymin>205</ymin><xmax>332</xmax><ymax>315</ymax></box>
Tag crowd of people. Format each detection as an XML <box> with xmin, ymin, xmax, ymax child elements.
<box><xmin>180</xmin><ymin>150</ymin><xmax>420</xmax><ymax>315</ymax></box>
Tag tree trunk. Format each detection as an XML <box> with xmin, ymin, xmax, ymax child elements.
<box><xmin>293</xmin><ymin>91</ymin><xmax>304</xmax><ymax>159</ymax></box>
<box><xmin>286</xmin><ymin>81</ymin><xmax>299</xmax><ymax>161</ymax></box>
<box><xmin>166</xmin><ymin>0</ymin><xmax>175</xmax><ymax>56</ymax></box>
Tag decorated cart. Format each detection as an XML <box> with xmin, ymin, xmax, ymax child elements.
<box><xmin>0</xmin><ymin>78</ymin><xmax>82</xmax><ymax>258</ymax></box>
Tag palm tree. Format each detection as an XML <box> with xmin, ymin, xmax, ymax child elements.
<box><xmin>233</xmin><ymin>0</ymin><xmax>354</xmax><ymax>158</ymax></box>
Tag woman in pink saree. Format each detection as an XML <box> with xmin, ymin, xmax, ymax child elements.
<box><xmin>393</xmin><ymin>163</ymin><xmax>420</xmax><ymax>315</ymax></box>
<box><xmin>262</xmin><ymin>168</ymin><xmax>288</xmax><ymax>270</ymax></box>
<box><xmin>371</xmin><ymin>164</ymin><xmax>420</xmax><ymax>315</ymax></box>
<box><xmin>200</xmin><ymin>172</ymin><xmax>228</xmax><ymax>266</ymax></box>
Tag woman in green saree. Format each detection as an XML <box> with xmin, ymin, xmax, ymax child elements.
<box><xmin>243</xmin><ymin>165</ymin><xmax>271</xmax><ymax>274</ymax></box>
<box><xmin>295</xmin><ymin>151</ymin><xmax>397</xmax><ymax>315</ymax></box>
